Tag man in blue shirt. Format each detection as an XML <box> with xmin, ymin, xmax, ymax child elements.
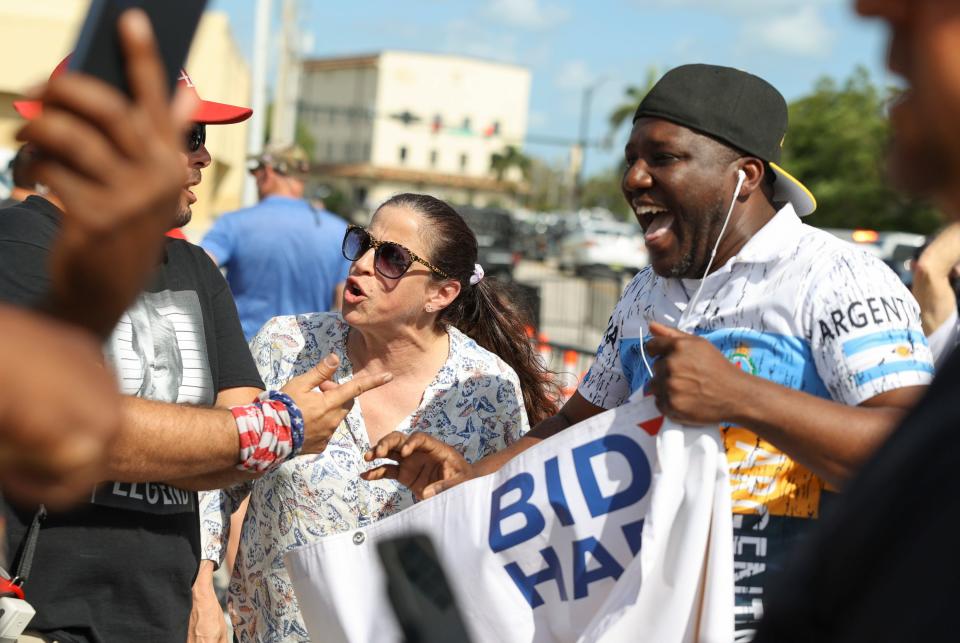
<box><xmin>202</xmin><ymin>147</ymin><xmax>350</xmax><ymax>339</ymax></box>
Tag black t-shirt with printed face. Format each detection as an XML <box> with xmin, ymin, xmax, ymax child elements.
<box><xmin>0</xmin><ymin>197</ymin><xmax>263</xmax><ymax>643</ymax></box>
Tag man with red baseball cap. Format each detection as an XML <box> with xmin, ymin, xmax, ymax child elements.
<box><xmin>0</xmin><ymin>14</ymin><xmax>390</xmax><ymax>642</ymax></box>
<box><xmin>13</xmin><ymin>60</ymin><xmax>252</xmax><ymax>122</ymax></box>
<box><xmin>0</xmin><ymin>42</ymin><xmax>263</xmax><ymax>643</ymax></box>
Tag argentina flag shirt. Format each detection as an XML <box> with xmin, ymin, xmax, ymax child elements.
<box><xmin>578</xmin><ymin>204</ymin><xmax>934</xmax><ymax>642</ymax></box>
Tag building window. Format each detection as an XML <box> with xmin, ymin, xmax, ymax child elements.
<box><xmin>344</xmin><ymin>143</ymin><xmax>353</xmax><ymax>161</ymax></box>
<box><xmin>326</xmin><ymin>142</ymin><xmax>333</xmax><ymax>160</ymax></box>
<box><xmin>430</xmin><ymin>150</ymin><xmax>438</xmax><ymax>167</ymax></box>
<box><xmin>462</xmin><ymin>117</ymin><xmax>471</xmax><ymax>132</ymax></box>
<box><xmin>459</xmin><ymin>153</ymin><xmax>468</xmax><ymax>172</ymax></box>
<box><xmin>362</xmin><ymin>143</ymin><xmax>371</xmax><ymax>160</ymax></box>
<box><xmin>399</xmin><ymin>146</ymin><xmax>408</xmax><ymax>164</ymax></box>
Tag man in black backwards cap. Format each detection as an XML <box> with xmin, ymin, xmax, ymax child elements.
<box><xmin>364</xmin><ymin>64</ymin><xmax>934</xmax><ymax>640</ymax></box>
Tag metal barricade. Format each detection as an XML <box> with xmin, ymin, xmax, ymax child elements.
<box><xmin>518</xmin><ymin>272</ymin><xmax>627</xmax><ymax>352</ymax></box>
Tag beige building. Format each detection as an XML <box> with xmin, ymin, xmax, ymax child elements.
<box><xmin>299</xmin><ymin>50</ymin><xmax>531</xmax><ymax>215</ymax></box>
<box><xmin>0</xmin><ymin>0</ymin><xmax>250</xmax><ymax>237</ymax></box>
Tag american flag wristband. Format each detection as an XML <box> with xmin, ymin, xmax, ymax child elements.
<box><xmin>266</xmin><ymin>390</ymin><xmax>305</xmax><ymax>455</ymax></box>
<box><xmin>229</xmin><ymin>392</ymin><xmax>298</xmax><ymax>472</ymax></box>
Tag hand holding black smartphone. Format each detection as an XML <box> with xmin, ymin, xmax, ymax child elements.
<box><xmin>69</xmin><ymin>0</ymin><xmax>208</xmax><ymax>98</ymax></box>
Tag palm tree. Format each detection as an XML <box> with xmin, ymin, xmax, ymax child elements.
<box><xmin>490</xmin><ymin>145</ymin><xmax>532</xmax><ymax>182</ymax></box>
<box><xmin>608</xmin><ymin>67</ymin><xmax>660</xmax><ymax>140</ymax></box>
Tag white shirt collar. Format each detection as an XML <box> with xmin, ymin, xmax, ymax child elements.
<box><xmin>729</xmin><ymin>203</ymin><xmax>802</xmax><ymax>265</ymax></box>
<box><xmin>673</xmin><ymin>203</ymin><xmax>802</xmax><ymax>296</ymax></box>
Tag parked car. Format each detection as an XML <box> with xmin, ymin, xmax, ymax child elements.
<box><xmin>822</xmin><ymin>228</ymin><xmax>886</xmax><ymax>257</ymax></box>
<box><xmin>877</xmin><ymin>231</ymin><xmax>926</xmax><ymax>262</ymax></box>
<box><xmin>558</xmin><ymin>220</ymin><xmax>648</xmax><ymax>277</ymax></box>
<box><xmin>457</xmin><ymin>206</ymin><xmax>519</xmax><ymax>280</ymax></box>
<box><xmin>513</xmin><ymin>211</ymin><xmax>567</xmax><ymax>263</ymax></box>
<box><xmin>822</xmin><ymin>228</ymin><xmax>926</xmax><ymax>261</ymax></box>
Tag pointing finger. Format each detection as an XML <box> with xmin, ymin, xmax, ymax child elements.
<box><xmin>644</xmin><ymin>336</ymin><xmax>675</xmax><ymax>358</ymax></box>
<box><xmin>648</xmin><ymin>321</ymin><xmax>687</xmax><ymax>338</ymax></box>
<box><xmin>367</xmin><ymin>432</ymin><xmax>407</xmax><ymax>461</ymax></box>
<box><xmin>285</xmin><ymin>354</ymin><xmax>340</xmax><ymax>393</ymax></box>
<box><xmin>321</xmin><ymin>371</ymin><xmax>392</xmax><ymax>409</ymax></box>
<box><xmin>399</xmin><ymin>432</ymin><xmax>441</xmax><ymax>459</ymax></box>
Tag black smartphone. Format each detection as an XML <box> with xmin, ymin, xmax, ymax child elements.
<box><xmin>376</xmin><ymin>533</ymin><xmax>474</xmax><ymax>643</ymax></box>
<box><xmin>69</xmin><ymin>0</ymin><xmax>208</xmax><ymax>98</ymax></box>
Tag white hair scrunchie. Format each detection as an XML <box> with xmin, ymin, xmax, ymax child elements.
<box><xmin>469</xmin><ymin>263</ymin><xmax>485</xmax><ymax>286</ymax></box>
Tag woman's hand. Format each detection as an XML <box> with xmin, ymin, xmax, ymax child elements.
<box><xmin>188</xmin><ymin>561</ymin><xmax>228</xmax><ymax>643</ymax></box>
<box><xmin>361</xmin><ymin>431</ymin><xmax>473</xmax><ymax>500</ymax></box>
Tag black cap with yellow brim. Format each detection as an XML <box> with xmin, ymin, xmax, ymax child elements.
<box><xmin>634</xmin><ymin>63</ymin><xmax>816</xmax><ymax>216</ymax></box>
<box><xmin>769</xmin><ymin>162</ymin><xmax>816</xmax><ymax>217</ymax></box>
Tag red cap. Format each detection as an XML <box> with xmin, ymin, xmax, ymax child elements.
<box><xmin>13</xmin><ymin>56</ymin><xmax>252</xmax><ymax>125</ymax></box>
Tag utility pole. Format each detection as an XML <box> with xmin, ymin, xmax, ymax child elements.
<box><xmin>270</xmin><ymin>0</ymin><xmax>301</xmax><ymax>149</ymax></box>
<box><xmin>573</xmin><ymin>77</ymin><xmax>606</xmax><ymax>210</ymax></box>
<box><xmin>243</xmin><ymin>0</ymin><xmax>272</xmax><ymax>206</ymax></box>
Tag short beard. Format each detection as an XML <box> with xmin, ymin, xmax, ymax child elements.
<box><xmin>173</xmin><ymin>206</ymin><xmax>192</xmax><ymax>228</ymax></box>
<box><xmin>669</xmin><ymin>195</ymin><xmax>727</xmax><ymax>279</ymax></box>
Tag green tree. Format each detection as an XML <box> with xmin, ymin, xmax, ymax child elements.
<box><xmin>490</xmin><ymin>145</ymin><xmax>532</xmax><ymax>182</ymax></box>
<box><xmin>570</xmin><ymin>68</ymin><xmax>660</xmax><ymax>220</ymax></box>
<box><xmin>782</xmin><ymin>66</ymin><xmax>940</xmax><ymax>233</ymax></box>
<box><xmin>607</xmin><ymin>67</ymin><xmax>660</xmax><ymax>141</ymax></box>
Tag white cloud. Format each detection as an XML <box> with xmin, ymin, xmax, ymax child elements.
<box><xmin>744</xmin><ymin>6</ymin><xmax>835</xmax><ymax>57</ymax></box>
<box><xmin>484</xmin><ymin>0</ymin><xmax>570</xmax><ymax>29</ymax></box>
<box><xmin>441</xmin><ymin>19</ymin><xmax>519</xmax><ymax>63</ymax></box>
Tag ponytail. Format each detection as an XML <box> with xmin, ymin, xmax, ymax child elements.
<box><xmin>442</xmin><ymin>276</ymin><xmax>560</xmax><ymax>425</ymax></box>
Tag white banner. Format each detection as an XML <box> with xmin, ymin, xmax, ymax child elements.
<box><xmin>285</xmin><ymin>397</ymin><xmax>733</xmax><ymax>643</ymax></box>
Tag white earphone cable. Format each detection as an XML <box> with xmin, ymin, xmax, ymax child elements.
<box><xmin>637</xmin><ymin>169</ymin><xmax>746</xmax><ymax>379</ymax></box>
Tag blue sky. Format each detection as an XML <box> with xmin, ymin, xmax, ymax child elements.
<box><xmin>210</xmin><ymin>0</ymin><xmax>892</xmax><ymax>176</ymax></box>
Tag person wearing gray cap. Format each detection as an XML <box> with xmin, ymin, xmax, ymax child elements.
<box><xmin>201</xmin><ymin>146</ymin><xmax>351</xmax><ymax>340</ymax></box>
<box><xmin>363</xmin><ymin>63</ymin><xmax>933</xmax><ymax>641</ymax></box>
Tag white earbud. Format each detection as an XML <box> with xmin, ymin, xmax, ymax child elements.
<box><xmin>736</xmin><ymin>169</ymin><xmax>746</xmax><ymax>196</ymax></box>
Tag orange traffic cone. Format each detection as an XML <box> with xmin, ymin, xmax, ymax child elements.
<box><xmin>560</xmin><ymin>350</ymin><xmax>580</xmax><ymax>399</ymax></box>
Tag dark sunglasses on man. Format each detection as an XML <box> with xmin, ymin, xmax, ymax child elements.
<box><xmin>185</xmin><ymin>123</ymin><xmax>206</xmax><ymax>153</ymax></box>
<box><xmin>342</xmin><ymin>225</ymin><xmax>451</xmax><ymax>280</ymax></box>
